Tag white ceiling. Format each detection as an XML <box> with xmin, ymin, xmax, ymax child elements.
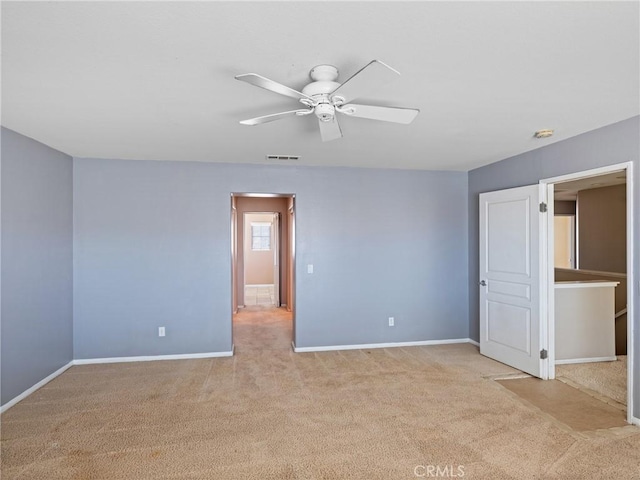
<box><xmin>2</xmin><ymin>1</ymin><xmax>638</xmax><ymax>171</ymax></box>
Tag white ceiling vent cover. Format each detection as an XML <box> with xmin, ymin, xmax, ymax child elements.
<box><xmin>266</xmin><ymin>155</ymin><xmax>300</xmax><ymax>161</ymax></box>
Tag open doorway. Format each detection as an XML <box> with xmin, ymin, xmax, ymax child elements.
<box><xmin>542</xmin><ymin>162</ymin><xmax>634</xmax><ymax>423</ymax></box>
<box><xmin>230</xmin><ymin>194</ymin><xmax>295</xmax><ymax>352</ymax></box>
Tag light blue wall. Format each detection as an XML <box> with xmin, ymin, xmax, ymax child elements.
<box><xmin>73</xmin><ymin>158</ymin><xmax>469</xmax><ymax>358</ymax></box>
<box><xmin>468</xmin><ymin>115</ymin><xmax>640</xmax><ymax>417</ymax></box>
<box><xmin>1</xmin><ymin>127</ymin><xmax>73</xmax><ymax>406</ymax></box>
<box><xmin>292</xmin><ymin>166</ymin><xmax>469</xmax><ymax>347</ymax></box>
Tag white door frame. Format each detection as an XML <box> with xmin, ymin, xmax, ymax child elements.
<box><xmin>540</xmin><ymin>161</ymin><xmax>635</xmax><ymax>424</ymax></box>
<box><xmin>230</xmin><ymin>193</ymin><xmax>297</xmax><ymax>353</ymax></box>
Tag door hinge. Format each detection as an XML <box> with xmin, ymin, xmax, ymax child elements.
<box><xmin>539</xmin><ymin>202</ymin><xmax>547</xmax><ymax>213</ymax></box>
<box><xmin>540</xmin><ymin>349</ymin><xmax>548</xmax><ymax>360</ymax></box>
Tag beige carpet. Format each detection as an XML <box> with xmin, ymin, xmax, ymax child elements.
<box><xmin>556</xmin><ymin>356</ymin><xmax>627</xmax><ymax>406</ymax></box>
<box><xmin>2</xmin><ymin>307</ymin><xmax>640</xmax><ymax>479</ymax></box>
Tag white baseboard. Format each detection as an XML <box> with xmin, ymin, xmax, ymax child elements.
<box><xmin>292</xmin><ymin>338</ymin><xmax>477</xmax><ymax>353</ymax></box>
<box><xmin>468</xmin><ymin>339</ymin><xmax>480</xmax><ymax>347</ymax></box>
<box><xmin>631</xmin><ymin>415</ymin><xmax>640</xmax><ymax>426</ymax></box>
<box><xmin>0</xmin><ymin>361</ymin><xmax>74</xmax><ymax>414</ymax></box>
<box><xmin>73</xmin><ymin>350</ymin><xmax>234</xmax><ymax>365</ymax></box>
<box><xmin>555</xmin><ymin>356</ymin><xmax>617</xmax><ymax>365</ymax></box>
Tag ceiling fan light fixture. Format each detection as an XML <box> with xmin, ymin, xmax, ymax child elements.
<box><xmin>315</xmin><ymin>103</ymin><xmax>335</xmax><ymax>122</ymax></box>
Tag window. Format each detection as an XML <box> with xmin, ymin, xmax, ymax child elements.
<box><xmin>251</xmin><ymin>222</ymin><xmax>271</xmax><ymax>251</ymax></box>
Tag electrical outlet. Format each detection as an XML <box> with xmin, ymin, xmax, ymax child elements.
<box><xmin>388</xmin><ymin>317</ymin><xmax>395</xmax><ymax>327</ymax></box>
<box><xmin>307</xmin><ymin>264</ymin><xmax>314</xmax><ymax>274</ymax></box>
<box><xmin>158</xmin><ymin>326</ymin><xmax>165</xmax><ymax>337</ymax></box>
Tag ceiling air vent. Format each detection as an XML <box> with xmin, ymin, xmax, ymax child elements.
<box><xmin>266</xmin><ymin>155</ymin><xmax>300</xmax><ymax>161</ymax></box>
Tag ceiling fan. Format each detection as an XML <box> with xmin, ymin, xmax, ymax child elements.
<box><xmin>235</xmin><ymin>60</ymin><xmax>419</xmax><ymax>142</ymax></box>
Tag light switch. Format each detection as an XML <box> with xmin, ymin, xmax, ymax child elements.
<box><xmin>307</xmin><ymin>264</ymin><xmax>314</xmax><ymax>274</ymax></box>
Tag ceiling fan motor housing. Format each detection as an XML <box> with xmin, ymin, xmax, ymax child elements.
<box><xmin>302</xmin><ymin>64</ymin><xmax>341</xmax><ymax>99</ymax></box>
<box><xmin>301</xmin><ymin>80</ymin><xmax>341</xmax><ymax>97</ymax></box>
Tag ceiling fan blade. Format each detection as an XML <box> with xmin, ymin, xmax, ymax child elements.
<box><xmin>330</xmin><ymin>60</ymin><xmax>400</xmax><ymax>104</ymax></box>
<box><xmin>342</xmin><ymin>104</ymin><xmax>419</xmax><ymax>124</ymax></box>
<box><xmin>318</xmin><ymin>117</ymin><xmax>342</xmax><ymax>142</ymax></box>
<box><xmin>239</xmin><ymin>109</ymin><xmax>311</xmax><ymax>126</ymax></box>
<box><xmin>235</xmin><ymin>73</ymin><xmax>312</xmax><ymax>101</ymax></box>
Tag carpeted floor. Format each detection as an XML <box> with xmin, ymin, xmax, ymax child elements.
<box><xmin>2</xmin><ymin>307</ymin><xmax>640</xmax><ymax>479</ymax></box>
<box><xmin>556</xmin><ymin>356</ymin><xmax>627</xmax><ymax>406</ymax></box>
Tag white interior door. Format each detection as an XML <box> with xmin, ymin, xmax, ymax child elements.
<box><xmin>273</xmin><ymin>213</ymin><xmax>280</xmax><ymax>307</ymax></box>
<box><xmin>479</xmin><ymin>184</ymin><xmax>545</xmax><ymax>377</ymax></box>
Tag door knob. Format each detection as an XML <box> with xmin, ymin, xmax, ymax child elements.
<box><xmin>479</xmin><ymin>280</ymin><xmax>487</xmax><ymax>286</ymax></box>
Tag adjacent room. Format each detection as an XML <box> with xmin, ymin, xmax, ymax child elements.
<box><xmin>1</xmin><ymin>2</ymin><xmax>639</xmax><ymax>479</ymax></box>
